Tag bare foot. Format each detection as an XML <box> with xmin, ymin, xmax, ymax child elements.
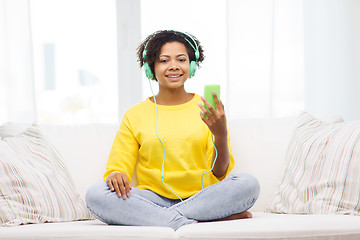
<box><xmin>220</xmin><ymin>211</ymin><xmax>253</xmax><ymax>221</ymax></box>
<box><xmin>201</xmin><ymin>211</ymin><xmax>253</xmax><ymax>222</ymax></box>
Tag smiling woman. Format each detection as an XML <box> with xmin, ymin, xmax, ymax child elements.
<box><xmin>85</xmin><ymin>29</ymin><xmax>260</xmax><ymax>229</ymax></box>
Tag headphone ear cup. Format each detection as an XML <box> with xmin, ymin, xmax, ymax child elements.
<box><xmin>189</xmin><ymin>61</ymin><xmax>198</xmax><ymax>78</ymax></box>
<box><xmin>143</xmin><ymin>62</ymin><xmax>154</xmax><ymax>79</ymax></box>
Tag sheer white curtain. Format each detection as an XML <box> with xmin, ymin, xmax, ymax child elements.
<box><xmin>0</xmin><ymin>0</ymin><xmax>36</xmax><ymax>123</ymax></box>
<box><xmin>303</xmin><ymin>0</ymin><xmax>360</xmax><ymax>121</ymax></box>
<box><xmin>226</xmin><ymin>0</ymin><xmax>304</xmax><ymax>119</ymax></box>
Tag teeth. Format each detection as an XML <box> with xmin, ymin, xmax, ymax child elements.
<box><xmin>168</xmin><ymin>75</ymin><xmax>181</xmax><ymax>78</ymax></box>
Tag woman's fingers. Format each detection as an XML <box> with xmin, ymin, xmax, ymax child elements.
<box><xmin>123</xmin><ymin>175</ymin><xmax>132</xmax><ymax>198</ymax></box>
<box><xmin>199</xmin><ymin>93</ymin><xmax>227</xmax><ymax>138</ymax></box>
<box><xmin>200</xmin><ymin>96</ymin><xmax>215</xmax><ymax>113</ymax></box>
<box><xmin>106</xmin><ymin>172</ymin><xmax>131</xmax><ymax>199</ymax></box>
<box><xmin>213</xmin><ymin>91</ymin><xmax>222</xmax><ymax>111</ymax></box>
<box><xmin>112</xmin><ymin>178</ymin><xmax>123</xmax><ymax>198</ymax></box>
<box><xmin>107</xmin><ymin>178</ymin><xmax>114</xmax><ymax>191</ymax></box>
<box><xmin>198</xmin><ymin>102</ymin><xmax>212</xmax><ymax>122</ymax></box>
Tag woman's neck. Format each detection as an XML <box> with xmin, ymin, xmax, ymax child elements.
<box><xmin>152</xmin><ymin>88</ymin><xmax>194</xmax><ymax>106</ymax></box>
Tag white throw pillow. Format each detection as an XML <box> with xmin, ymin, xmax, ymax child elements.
<box><xmin>0</xmin><ymin>124</ymin><xmax>92</xmax><ymax>226</ymax></box>
<box><xmin>266</xmin><ymin>112</ymin><xmax>360</xmax><ymax>215</ymax></box>
<box><xmin>0</xmin><ymin>122</ymin><xmax>32</xmax><ymax>139</ymax></box>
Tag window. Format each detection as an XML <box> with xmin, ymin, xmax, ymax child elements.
<box><xmin>29</xmin><ymin>0</ymin><xmax>304</xmax><ymax>124</ymax></box>
<box><xmin>30</xmin><ymin>0</ymin><xmax>118</xmax><ymax>124</ymax></box>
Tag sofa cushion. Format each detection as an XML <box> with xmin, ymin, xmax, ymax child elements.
<box><xmin>0</xmin><ymin>124</ymin><xmax>92</xmax><ymax>226</ymax></box>
<box><xmin>267</xmin><ymin>112</ymin><xmax>360</xmax><ymax>215</ymax></box>
<box><xmin>176</xmin><ymin>212</ymin><xmax>360</xmax><ymax>240</ymax></box>
<box><xmin>1</xmin><ymin>212</ymin><xmax>360</xmax><ymax>239</ymax></box>
<box><xmin>0</xmin><ymin>219</ymin><xmax>176</xmax><ymax>240</ymax></box>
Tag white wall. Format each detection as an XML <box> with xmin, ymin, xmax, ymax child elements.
<box><xmin>304</xmin><ymin>0</ymin><xmax>360</xmax><ymax>121</ymax></box>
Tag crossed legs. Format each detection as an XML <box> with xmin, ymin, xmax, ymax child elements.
<box><xmin>85</xmin><ymin>173</ymin><xmax>260</xmax><ymax>230</ymax></box>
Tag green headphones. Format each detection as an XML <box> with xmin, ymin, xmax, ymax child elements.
<box><xmin>142</xmin><ymin>30</ymin><xmax>200</xmax><ymax>80</ymax></box>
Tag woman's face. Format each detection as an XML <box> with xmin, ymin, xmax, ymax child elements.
<box><xmin>154</xmin><ymin>41</ymin><xmax>190</xmax><ymax>90</ymax></box>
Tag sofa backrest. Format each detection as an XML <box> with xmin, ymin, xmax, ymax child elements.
<box><xmin>41</xmin><ymin>124</ymin><xmax>119</xmax><ymax>200</ymax></box>
<box><xmin>40</xmin><ymin>118</ymin><xmax>297</xmax><ymax>212</ymax></box>
<box><xmin>228</xmin><ymin>117</ymin><xmax>297</xmax><ymax>211</ymax></box>
<box><xmin>3</xmin><ymin>114</ymin><xmax>343</xmax><ymax>212</ymax></box>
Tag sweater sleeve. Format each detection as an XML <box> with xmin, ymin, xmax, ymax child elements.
<box><xmin>103</xmin><ymin>114</ymin><xmax>140</xmax><ymax>183</ymax></box>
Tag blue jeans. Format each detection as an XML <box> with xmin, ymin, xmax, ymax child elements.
<box><xmin>85</xmin><ymin>173</ymin><xmax>260</xmax><ymax>230</ymax></box>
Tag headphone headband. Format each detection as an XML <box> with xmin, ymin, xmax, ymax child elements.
<box><xmin>179</xmin><ymin>31</ymin><xmax>200</xmax><ymax>60</ymax></box>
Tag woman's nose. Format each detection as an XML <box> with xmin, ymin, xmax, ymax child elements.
<box><xmin>168</xmin><ymin>61</ymin><xmax>179</xmax><ymax>70</ymax></box>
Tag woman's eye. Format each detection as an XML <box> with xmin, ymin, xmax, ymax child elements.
<box><xmin>160</xmin><ymin>59</ymin><xmax>168</xmax><ymax>63</ymax></box>
<box><xmin>179</xmin><ymin>58</ymin><xmax>187</xmax><ymax>62</ymax></box>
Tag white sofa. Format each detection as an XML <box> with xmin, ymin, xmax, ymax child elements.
<box><xmin>1</xmin><ymin>115</ymin><xmax>360</xmax><ymax>240</ymax></box>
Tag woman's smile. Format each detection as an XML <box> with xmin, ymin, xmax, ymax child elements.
<box><xmin>165</xmin><ymin>73</ymin><xmax>184</xmax><ymax>81</ymax></box>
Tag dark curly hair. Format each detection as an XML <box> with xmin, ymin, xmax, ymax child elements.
<box><xmin>137</xmin><ymin>30</ymin><xmax>205</xmax><ymax>81</ymax></box>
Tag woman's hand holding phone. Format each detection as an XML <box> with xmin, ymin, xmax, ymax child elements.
<box><xmin>199</xmin><ymin>85</ymin><xmax>227</xmax><ymax>139</ymax></box>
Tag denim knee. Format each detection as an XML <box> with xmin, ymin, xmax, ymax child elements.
<box><xmin>231</xmin><ymin>173</ymin><xmax>260</xmax><ymax>202</ymax></box>
<box><xmin>85</xmin><ymin>182</ymin><xmax>108</xmax><ymax>212</ymax></box>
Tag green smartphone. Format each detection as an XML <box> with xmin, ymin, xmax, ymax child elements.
<box><xmin>204</xmin><ymin>84</ymin><xmax>220</xmax><ymax>110</ymax></box>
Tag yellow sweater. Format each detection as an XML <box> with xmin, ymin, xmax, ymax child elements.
<box><xmin>104</xmin><ymin>94</ymin><xmax>234</xmax><ymax>199</ymax></box>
